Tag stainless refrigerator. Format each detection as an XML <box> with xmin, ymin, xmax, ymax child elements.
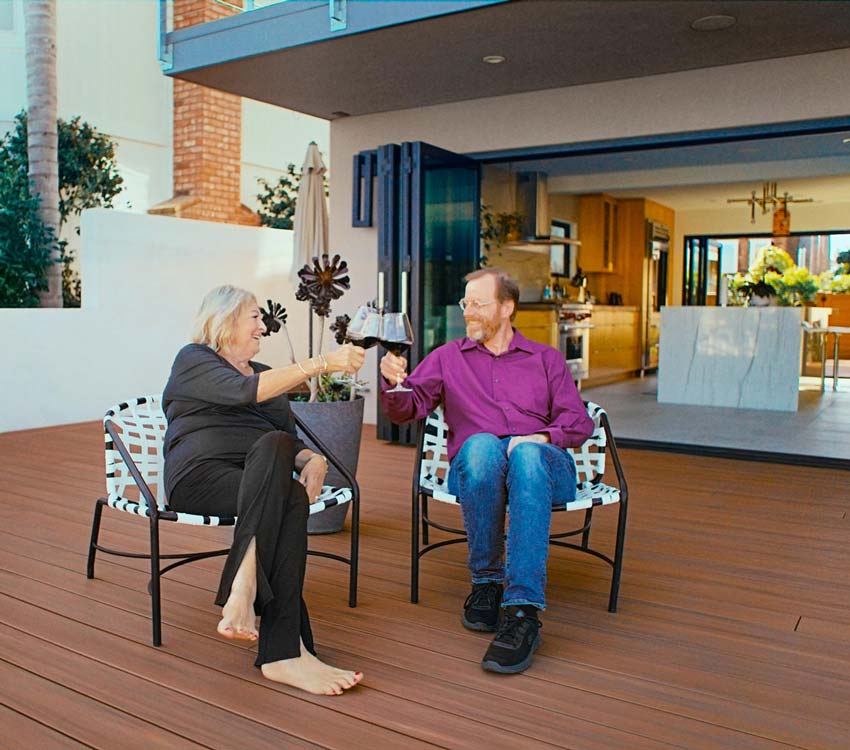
<box><xmin>353</xmin><ymin>142</ymin><xmax>481</xmax><ymax>443</ymax></box>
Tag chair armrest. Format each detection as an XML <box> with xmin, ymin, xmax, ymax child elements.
<box><xmin>599</xmin><ymin>411</ymin><xmax>628</xmax><ymax>502</ymax></box>
<box><xmin>105</xmin><ymin>421</ymin><xmax>160</xmax><ymax>514</ymax></box>
<box><xmin>290</xmin><ymin>412</ymin><xmax>361</xmax><ymax>500</ymax></box>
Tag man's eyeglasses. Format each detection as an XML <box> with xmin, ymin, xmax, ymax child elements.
<box><xmin>458</xmin><ymin>299</ymin><xmax>496</xmax><ymax>312</ymax></box>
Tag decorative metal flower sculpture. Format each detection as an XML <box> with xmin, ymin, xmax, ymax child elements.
<box><xmin>260</xmin><ymin>252</ymin><xmax>363</xmax><ymax>401</ymax></box>
<box><xmin>296</xmin><ymin>253</ymin><xmax>350</xmax><ymax>317</ymax></box>
<box><xmin>260</xmin><ymin>300</ymin><xmax>287</xmax><ymax>336</ymax></box>
<box><xmin>329</xmin><ymin>314</ymin><xmax>351</xmax><ymax>345</ymax></box>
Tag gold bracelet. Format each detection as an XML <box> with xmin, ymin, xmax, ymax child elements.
<box><xmin>318</xmin><ymin>353</ymin><xmax>328</xmax><ymax>373</ymax></box>
<box><xmin>311</xmin><ymin>453</ymin><xmax>327</xmax><ymax>467</ymax></box>
<box><xmin>296</xmin><ymin>360</ymin><xmax>310</xmax><ymax>376</ymax></box>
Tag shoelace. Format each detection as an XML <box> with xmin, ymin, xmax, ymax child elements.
<box><xmin>494</xmin><ymin>612</ymin><xmax>541</xmax><ymax>646</ymax></box>
<box><xmin>465</xmin><ymin>584</ymin><xmax>499</xmax><ymax>611</ymax></box>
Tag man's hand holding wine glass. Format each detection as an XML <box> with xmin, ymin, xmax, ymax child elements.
<box><xmin>380</xmin><ymin>350</ymin><xmax>408</xmax><ymax>386</ymax></box>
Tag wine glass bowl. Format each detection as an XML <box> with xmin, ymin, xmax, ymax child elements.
<box><xmin>381</xmin><ymin>312</ymin><xmax>414</xmax><ymax>392</ymax></box>
<box><xmin>345</xmin><ymin>305</ymin><xmax>382</xmax><ymax>350</ymax></box>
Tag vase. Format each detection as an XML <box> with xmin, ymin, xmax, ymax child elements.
<box><xmin>289</xmin><ymin>395</ymin><xmax>364</xmax><ymax>534</ymax></box>
<box><xmin>748</xmin><ymin>294</ymin><xmax>777</xmax><ymax>307</ymax></box>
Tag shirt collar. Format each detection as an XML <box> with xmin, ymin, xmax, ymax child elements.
<box><xmin>460</xmin><ymin>328</ymin><xmax>535</xmax><ymax>354</ymax></box>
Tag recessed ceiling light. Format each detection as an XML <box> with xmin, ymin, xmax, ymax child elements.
<box><xmin>482</xmin><ymin>55</ymin><xmax>506</xmax><ymax>65</ymax></box>
<box><xmin>690</xmin><ymin>14</ymin><xmax>736</xmax><ymax>31</ymax></box>
<box><xmin>842</xmin><ymin>137</ymin><xmax>850</xmax><ymax>144</ymax></box>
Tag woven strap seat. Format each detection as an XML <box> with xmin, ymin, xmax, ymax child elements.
<box><xmin>103</xmin><ymin>395</ymin><xmax>353</xmax><ymax>526</ymax></box>
<box><xmin>88</xmin><ymin>393</ymin><xmax>360</xmax><ymax>646</ymax></box>
<box><xmin>418</xmin><ymin>401</ymin><xmax>621</xmax><ymax>510</ymax></box>
<box><xmin>411</xmin><ymin>400</ymin><xmax>628</xmax><ymax>612</ymax></box>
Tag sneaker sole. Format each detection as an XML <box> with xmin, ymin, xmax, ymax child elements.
<box><xmin>481</xmin><ymin>634</ymin><xmax>542</xmax><ymax>674</ymax></box>
<box><xmin>462</xmin><ymin>614</ymin><xmax>498</xmax><ymax>632</ymax></box>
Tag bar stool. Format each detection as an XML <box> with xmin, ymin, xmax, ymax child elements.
<box><xmin>824</xmin><ymin>326</ymin><xmax>850</xmax><ymax>392</ymax></box>
<box><xmin>804</xmin><ymin>322</ymin><xmax>850</xmax><ymax>392</ymax></box>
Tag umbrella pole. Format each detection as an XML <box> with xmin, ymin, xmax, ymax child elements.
<box><xmin>307</xmin><ymin>313</ymin><xmax>318</xmax><ymax>402</ymax></box>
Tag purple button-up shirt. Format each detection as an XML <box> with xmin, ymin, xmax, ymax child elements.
<box><xmin>380</xmin><ymin>330</ymin><xmax>593</xmax><ymax>462</ymax></box>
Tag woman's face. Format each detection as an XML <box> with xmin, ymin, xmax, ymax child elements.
<box><xmin>228</xmin><ymin>299</ymin><xmax>266</xmax><ymax>360</ymax></box>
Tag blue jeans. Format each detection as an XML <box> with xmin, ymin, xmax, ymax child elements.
<box><xmin>447</xmin><ymin>433</ymin><xmax>578</xmax><ymax>610</ymax></box>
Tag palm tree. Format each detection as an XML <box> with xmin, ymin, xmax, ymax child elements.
<box><xmin>25</xmin><ymin>0</ymin><xmax>62</xmax><ymax>307</ymax></box>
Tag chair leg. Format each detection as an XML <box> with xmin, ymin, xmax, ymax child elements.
<box><xmin>348</xmin><ymin>497</ymin><xmax>359</xmax><ymax>608</ymax></box>
<box><xmin>149</xmin><ymin>513</ymin><xmax>163</xmax><ymax>647</ymax></box>
<box><xmin>608</xmin><ymin>497</ymin><xmax>628</xmax><ymax>613</ymax></box>
<box><xmin>421</xmin><ymin>495</ymin><xmax>430</xmax><ymax>545</ymax></box>
<box><xmin>411</xmin><ymin>491</ymin><xmax>421</xmax><ymax>603</ymax></box>
<box><xmin>581</xmin><ymin>507</ymin><xmax>593</xmax><ymax>549</ymax></box>
<box><xmin>86</xmin><ymin>498</ymin><xmax>107</xmax><ymax>579</ymax></box>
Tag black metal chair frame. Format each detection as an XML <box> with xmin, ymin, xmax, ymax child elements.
<box><xmin>87</xmin><ymin>403</ymin><xmax>360</xmax><ymax>647</ymax></box>
<box><xmin>410</xmin><ymin>403</ymin><xmax>628</xmax><ymax>612</ymax></box>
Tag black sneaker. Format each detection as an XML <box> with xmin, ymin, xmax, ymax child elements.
<box><xmin>481</xmin><ymin>606</ymin><xmax>542</xmax><ymax>674</ymax></box>
<box><xmin>462</xmin><ymin>582</ymin><xmax>503</xmax><ymax>632</ymax></box>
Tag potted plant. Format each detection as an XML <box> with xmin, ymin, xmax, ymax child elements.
<box><xmin>479</xmin><ymin>204</ymin><xmax>525</xmax><ymax>252</ymax></box>
<box><xmin>261</xmin><ymin>253</ymin><xmax>366</xmax><ymax>534</ymax></box>
<box><xmin>727</xmin><ymin>245</ymin><xmax>820</xmax><ymax>308</ymax></box>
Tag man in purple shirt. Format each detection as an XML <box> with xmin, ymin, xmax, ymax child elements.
<box><xmin>381</xmin><ymin>269</ymin><xmax>593</xmax><ymax>674</ymax></box>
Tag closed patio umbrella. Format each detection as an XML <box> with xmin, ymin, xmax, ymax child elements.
<box><xmin>291</xmin><ymin>141</ymin><xmax>329</xmax><ymax>287</ymax></box>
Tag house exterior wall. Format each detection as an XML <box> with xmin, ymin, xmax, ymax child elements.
<box><xmin>0</xmin><ymin>209</ymin><xmax>307</xmax><ymax>433</ymax></box>
<box><xmin>1</xmin><ymin>0</ymin><xmax>329</xmax><ymax>249</ymax></box>
<box><xmin>328</xmin><ymin>48</ymin><xmax>850</xmax><ymax>421</ymax></box>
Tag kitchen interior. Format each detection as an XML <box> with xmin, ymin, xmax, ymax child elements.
<box><xmin>481</xmin><ymin>166</ymin><xmax>673</xmax><ymax>390</ymax></box>
<box><xmin>476</xmin><ymin>134</ymin><xmax>850</xmax><ymax>463</ymax></box>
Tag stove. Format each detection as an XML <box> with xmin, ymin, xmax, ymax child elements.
<box><xmin>558</xmin><ymin>303</ymin><xmax>593</xmax><ymax>386</ymax></box>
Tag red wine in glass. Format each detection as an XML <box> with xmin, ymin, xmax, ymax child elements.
<box><xmin>382</xmin><ymin>312</ymin><xmax>414</xmax><ymax>392</ymax></box>
<box><xmin>348</xmin><ymin>335</ymin><xmax>381</xmax><ymax>349</ymax></box>
<box><xmin>382</xmin><ymin>340</ymin><xmax>412</xmax><ymax>356</ymax></box>
<box><xmin>345</xmin><ymin>305</ymin><xmax>382</xmax><ymax>350</ymax></box>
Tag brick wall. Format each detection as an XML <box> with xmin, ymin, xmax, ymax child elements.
<box><xmin>152</xmin><ymin>0</ymin><xmax>259</xmax><ymax>226</ymax></box>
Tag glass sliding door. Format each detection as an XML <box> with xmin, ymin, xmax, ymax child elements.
<box><xmin>364</xmin><ymin>141</ymin><xmax>480</xmax><ymax>443</ymax></box>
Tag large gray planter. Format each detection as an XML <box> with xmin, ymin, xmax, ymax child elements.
<box><xmin>289</xmin><ymin>395</ymin><xmax>364</xmax><ymax>534</ymax></box>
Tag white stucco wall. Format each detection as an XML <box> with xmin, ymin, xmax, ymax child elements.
<box><xmin>328</xmin><ymin>48</ymin><xmax>850</xmax><ymax>420</ymax></box>
<box><xmin>0</xmin><ymin>209</ymin><xmax>316</xmax><ymax>433</ymax></box>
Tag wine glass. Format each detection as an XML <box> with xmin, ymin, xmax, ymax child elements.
<box><xmin>380</xmin><ymin>312</ymin><xmax>414</xmax><ymax>393</ymax></box>
<box><xmin>344</xmin><ymin>305</ymin><xmax>382</xmax><ymax>350</ymax></box>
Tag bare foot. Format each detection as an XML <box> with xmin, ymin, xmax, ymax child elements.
<box><xmin>261</xmin><ymin>646</ymin><xmax>363</xmax><ymax>695</ymax></box>
<box><xmin>217</xmin><ymin>582</ymin><xmax>258</xmax><ymax>641</ymax></box>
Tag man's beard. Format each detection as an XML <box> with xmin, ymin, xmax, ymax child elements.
<box><xmin>466</xmin><ymin>318</ymin><xmax>498</xmax><ymax>342</ymax></box>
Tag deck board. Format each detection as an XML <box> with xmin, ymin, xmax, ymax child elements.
<box><xmin>1</xmin><ymin>421</ymin><xmax>848</xmax><ymax>749</ymax></box>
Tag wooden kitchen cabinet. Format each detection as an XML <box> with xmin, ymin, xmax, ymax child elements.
<box><xmin>585</xmin><ymin>306</ymin><xmax>641</xmax><ymax>387</ymax></box>
<box><xmin>514</xmin><ymin>308</ymin><xmax>558</xmax><ymax>348</ymax></box>
<box><xmin>579</xmin><ymin>194</ymin><xmax>616</xmax><ymax>273</ymax></box>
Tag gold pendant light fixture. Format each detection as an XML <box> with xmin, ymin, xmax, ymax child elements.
<box><xmin>727</xmin><ymin>182</ymin><xmax>813</xmax><ymax>234</ymax></box>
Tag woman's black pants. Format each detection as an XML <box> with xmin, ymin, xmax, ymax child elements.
<box><xmin>169</xmin><ymin>431</ymin><xmax>313</xmax><ymax>666</ymax></box>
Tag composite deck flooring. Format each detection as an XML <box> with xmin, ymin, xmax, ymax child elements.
<box><xmin>0</xmin><ymin>422</ymin><xmax>848</xmax><ymax>749</ymax></box>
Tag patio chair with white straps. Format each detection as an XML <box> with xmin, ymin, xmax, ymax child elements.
<box><xmin>86</xmin><ymin>395</ymin><xmax>359</xmax><ymax>646</ymax></box>
<box><xmin>411</xmin><ymin>401</ymin><xmax>628</xmax><ymax>611</ymax></box>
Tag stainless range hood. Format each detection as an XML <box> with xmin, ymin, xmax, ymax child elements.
<box><xmin>514</xmin><ymin>171</ymin><xmax>580</xmax><ymax>246</ymax></box>
<box><xmin>516</xmin><ymin>171</ymin><xmax>550</xmax><ymax>239</ymax></box>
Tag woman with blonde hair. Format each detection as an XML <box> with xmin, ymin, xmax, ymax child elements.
<box><xmin>163</xmin><ymin>285</ymin><xmax>365</xmax><ymax>695</ymax></box>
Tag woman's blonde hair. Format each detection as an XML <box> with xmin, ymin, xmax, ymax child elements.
<box><xmin>191</xmin><ymin>285</ymin><xmax>257</xmax><ymax>352</ymax></box>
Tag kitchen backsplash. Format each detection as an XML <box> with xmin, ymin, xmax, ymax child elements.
<box><xmin>482</xmin><ymin>245</ymin><xmax>550</xmax><ymax>301</ymax></box>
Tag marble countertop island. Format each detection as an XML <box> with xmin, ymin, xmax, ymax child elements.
<box><xmin>658</xmin><ymin>307</ymin><xmax>804</xmax><ymax>412</ymax></box>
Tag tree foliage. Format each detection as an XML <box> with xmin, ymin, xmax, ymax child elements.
<box><xmin>256</xmin><ymin>163</ymin><xmax>299</xmax><ymax>230</ymax></box>
<box><xmin>256</xmin><ymin>162</ymin><xmax>329</xmax><ymax>230</ymax></box>
<box><xmin>0</xmin><ymin>111</ymin><xmax>123</xmax><ymax>307</ymax></box>
<box><xmin>0</xmin><ymin>160</ymin><xmax>57</xmax><ymax>306</ymax></box>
